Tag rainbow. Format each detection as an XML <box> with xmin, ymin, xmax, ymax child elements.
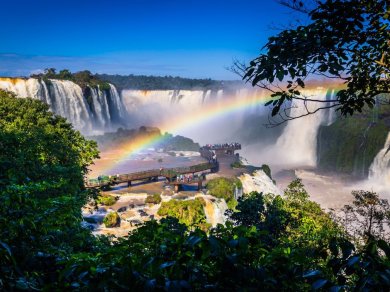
<box><xmin>90</xmin><ymin>85</ymin><xmax>341</xmax><ymax>176</ymax></box>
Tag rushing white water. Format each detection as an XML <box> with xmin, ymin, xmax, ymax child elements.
<box><xmin>90</xmin><ymin>86</ymin><xmax>111</xmax><ymax>128</ymax></box>
<box><xmin>366</xmin><ymin>132</ymin><xmax>390</xmax><ymax>196</ymax></box>
<box><xmin>109</xmin><ymin>84</ymin><xmax>126</xmax><ymax>120</ymax></box>
<box><xmin>239</xmin><ymin>170</ymin><xmax>282</xmax><ymax>196</ymax></box>
<box><xmin>121</xmin><ymin>88</ymin><xmax>267</xmax><ymax>144</ymax></box>
<box><xmin>326</xmin><ymin>89</ymin><xmax>337</xmax><ymax>126</ymax></box>
<box><xmin>273</xmin><ymin>87</ymin><xmax>328</xmax><ymax>167</ymax></box>
<box><xmin>0</xmin><ymin>77</ymin><xmax>125</xmax><ymax>133</ymax></box>
<box><xmin>49</xmin><ymin>79</ymin><xmax>93</xmax><ymax>131</ymax></box>
<box><xmin>202</xmin><ymin>195</ymin><xmax>228</xmax><ymax>227</ymax></box>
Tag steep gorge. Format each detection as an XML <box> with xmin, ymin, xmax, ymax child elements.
<box><xmin>317</xmin><ymin>105</ymin><xmax>390</xmax><ymax>178</ymax></box>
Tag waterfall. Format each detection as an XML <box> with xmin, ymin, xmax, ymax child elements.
<box><xmin>202</xmin><ymin>195</ymin><xmax>228</xmax><ymax>227</ymax></box>
<box><xmin>49</xmin><ymin>79</ymin><xmax>93</xmax><ymax>131</ymax></box>
<box><xmin>109</xmin><ymin>84</ymin><xmax>125</xmax><ymax>120</ymax></box>
<box><xmin>121</xmin><ymin>88</ymin><xmax>268</xmax><ymax>145</ymax></box>
<box><xmin>239</xmin><ymin>170</ymin><xmax>282</xmax><ymax>196</ymax></box>
<box><xmin>234</xmin><ymin>186</ymin><xmax>243</xmax><ymax>200</ymax></box>
<box><xmin>367</xmin><ymin>132</ymin><xmax>390</xmax><ymax>195</ymax></box>
<box><xmin>0</xmin><ymin>78</ymin><xmax>43</xmax><ymax>101</ymax></box>
<box><xmin>0</xmin><ymin>77</ymin><xmax>125</xmax><ymax>133</ymax></box>
<box><xmin>326</xmin><ymin>89</ymin><xmax>336</xmax><ymax>126</ymax></box>
<box><xmin>90</xmin><ymin>86</ymin><xmax>111</xmax><ymax>128</ymax></box>
<box><xmin>274</xmin><ymin>87</ymin><xmax>328</xmax><ymax>167</ymax></box>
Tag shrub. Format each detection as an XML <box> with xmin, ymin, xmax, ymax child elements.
<box><xmin>158</xmin><ymin>199</ymin><xmax>207</xmax><ymax>228</ymax></box>
<box><xmin>195</xmin><ymin>197</ymin><xmax>207</xmax><ymax>206</ymax></box>
<box><xmin>231</xmin><ymin>161</ymin><xmax>245</xmax><ymax>168</ymax></box>
<box><xmin>206</xmin><ymin>177</ymin><xmax>242</xmax><ymax>206</ymax></box>
<box><xmin>260</xmin><ymin>164</ymin><xmax>272</xmax><ymax>180</ymax></box>
<box><xmin>97</xmin><ymin>194</ymin><xmax>117</xmax><ymax>206</ymax></box>
<box><xmin>227</xmin><ymin>198</ymin><xmax>238</xmax><ymax>210</ymax></box>
<box><xmin>145</xmin><ymin>193</ymin><xmax>162</xmax><ymax>204</ymax></box>
<box><xmin>103</xmin><ymin>212</ymin><xmax>121</xmax><ymax>228</ymax></box>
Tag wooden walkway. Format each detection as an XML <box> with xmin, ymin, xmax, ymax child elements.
<box><xmin>86</xmin><ymin>161</ymin><xmax>218</xmax><ymax>189</ymax></box>
<box><xmin>85</xmin><ymin>143</ymin><xmax>241</xmax><ymax>190</ymax></box>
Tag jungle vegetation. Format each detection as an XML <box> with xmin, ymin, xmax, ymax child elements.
<box><xmin>0</xmin><ymin>89</ymin><xmax>389</xmax><ymax>290</ymax></box>
<box><xmin>31</xmin><ymin>68</ymin><xmax>111</xmax><ymax>91</ymax></box>
<box><xmin>2</xmin><ymin>0</ymin><xmax>390</xmax><ymax>289</ymax></box>
<box><xmin>96</xmin><ymin>73</ymin><xmax>241</xmax><ymax>92</ymax></box>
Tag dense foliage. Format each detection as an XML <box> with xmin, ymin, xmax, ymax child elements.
<box><xmin>96</xmin><ymin>194</ymin><xmax>117</xmax><ymax>206</ymax></box>
<box><xmin>145</xmin><ymin>193</ymin><xmax>162</xmax><ymax>204</ymax></box>
<box><xmin>31</xmin><ymin>68</ymin><xmax>111</xmax><ymax>91</ymax></box>
<box><xmin>103</xmin><ymin>212</ymin><xmax>121</xmax><ymax>228</ymax></box>
<box><xmin>206</xmin><ymin>177</ymin><xmax>241</xmax><ymax>208</ymax></box>
<box><xmin>0</xmin><ymin>90</ymin><xmax>99</xmax><ymax>289</ymax></box>
<box><xmin>157</xmin><ymin>198</ymin><xmax>209</xmax><ymax>230</ymax></box>
<box><xmin>1</xmin><ymin>90</ymin><xmax>389</xmax><ymax>290</ymax></box>
<box><xmin>55</xmin><ymin>182</ymin><xmax>390</xmax><ymax>290</ymax></box>
<box><xmin>230</xmin><ymin>160</ymin><xmax>245</xmax><ymax>168</ymax></box>
<box><xmin>97</xmin><ymin>73</ymin><xmax>240</xmax><ymax>91</ymax></box>
<box><xmin>243</xmin><ymin>0</ymin><xmax>390</xmax><ymax>122</ymax></box>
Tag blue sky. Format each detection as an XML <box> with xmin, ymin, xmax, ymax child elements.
<box><xmin>0</xmin><ymin>0</ymin><xmax>299</xmax><ymax>79</ymax></box>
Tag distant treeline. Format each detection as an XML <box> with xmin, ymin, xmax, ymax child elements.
<box><xmin>29</xmin><ymin>69</ymin><xmax>243</xmax><ymax>91</ymax></box>
<box><xmin>96</xmin><ymin>74</ymin><xmax>242</xmax><ymax>91</ymax></box>
<box><xmin>31</xmin><ymin>68</ymin><xmax>111</xmax><ymax>91</ymax></box>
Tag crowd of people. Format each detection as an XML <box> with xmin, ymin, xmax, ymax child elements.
<box><xmin>175</xmin><ymin>173</ymin><xmax>204</xmax><ymax>183</ymax></box>
<box><xmin>202</xmin><ymin>142</ymin><xmax>241</xmax><ymax>150</ymax></box>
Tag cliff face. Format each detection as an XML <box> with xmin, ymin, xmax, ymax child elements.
<box><xmin>317</xmin><ymin>105</ymin><xmax>390</xmax><ymax>178</ymax></box>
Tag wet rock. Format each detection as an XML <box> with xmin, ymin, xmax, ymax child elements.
<box><xmin>129</xmin><ymin>219</ymin><xmax>142</xmax><ymax>226</ymax></box>
<box><xmin>138</xmin><ymin>209</ymin><xmax>148</xmax><ymax>217</ymax></box>
<box><xmin>117</xmin><ymin>206</ymin><xmax>127</xmax><ymax>213</ymax></box>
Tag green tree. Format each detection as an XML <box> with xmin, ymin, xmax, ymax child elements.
<box><xmin>340</xmin><ymin>190</ymin><xmax>390</xmax><ymax>242</ymax></box>
<box><xmin>242</xmin><ymin>0</ymin><xmax>390</xmax><ymax>124</ymax></box>
<box><xmin>227</xmin><ymin>191</ymin><xmax>266</xmax><ymax>227</ymax></box>
<box><xmin>0</xmin><ymin>90</ymin><xmax>99</xmax><ymax>289</ymax></box>
<box><xmin>58</xmin><ymin>69</ymin><xmax>73</xmax><ymax>80</ymax></box>
<box><xmin>43</xmin><ymin>67</ymin><xmax>56</xmax><ymax>78</ymax></box>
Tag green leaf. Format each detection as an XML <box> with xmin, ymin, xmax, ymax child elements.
<box><xmin>303</xmin><ymin>270</ymin><xmax>321</xmax><ymax>278</ymax></box>
<box><xmin>312</xmin><ymin>279</ymin><xmax>328</xmax><ymax>290</ymax></box>
<box><xmin>276</xmin><ymin>70</ymin><xmax>284</xmax><ymax>82</ymax></box>
<box><xmin>272</xmin><ymin>105</ymin><xmax>280</xmax><ymax>116</ymax></box>
<box><xmin>160</xmin><ymin>261</ymin><xmax>176</xmax><ymax>269</ymax></box>
<box><xmin>347</xmin><ymin>256</ymin><xmax>359</xmax><ymax>267</ymax></box>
